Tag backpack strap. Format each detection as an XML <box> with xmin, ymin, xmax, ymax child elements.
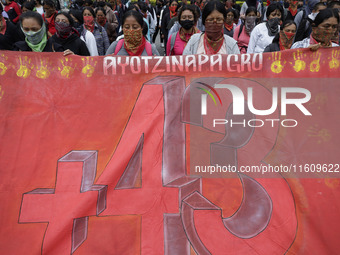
<box><xmin>294</xmin><ymin>10</ymin><xmax>309</xmax><ymax>42</ymax></box>
<box><xmin>114</xmin><ymin>39</ymin><xmax>153</xmax><ymax>56</ymax></box>
<box><xmin>238</xmin><ymin>24</ymin><xmax>243</xmax><ymax>39</ymax></box>
<box><xmin>302</xmin><ymin>9</ymin><xmax>307</xmax><ymax>19</ymax></box>
<box><xmin>169</xmin><ymin>32</ymin><xmax>178</xmax><ymax>56</ymax></box>
<box><xmin>79</xmin><ymin>26</ymin><xmax>87</xmax><ymax>42</ymax></box>
<box><xmin>114</xmin><ymin>39</ymin><xmax>124</xmax><ymax>55</ymax></box>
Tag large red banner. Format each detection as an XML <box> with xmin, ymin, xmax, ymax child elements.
<box><xmin>0</xmin><ymin>48</ymin><xmax>340</xmax><ymax>255</ymax></box>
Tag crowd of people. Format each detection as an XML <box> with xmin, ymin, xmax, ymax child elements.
<box><xmin>0</xmin><ymin>0</ymin><xmax>339</xmax><ymax>56</ymax></box>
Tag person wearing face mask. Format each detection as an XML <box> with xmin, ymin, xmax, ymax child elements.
<box><xmin>264</xmin><ymin>19</ymin><xmax>296</xmax><ymax>51</ymax></box>
<box><xmin>167</xmin><ymin>3</ymin><xmax>204</xmax><ymax>41</ymax></box>
<box><xmin>224</xmin><ymin>8</ymin><xmax>236</xmax><ymax>37</ymax></box>
<box><xmin>95</xmin><ymin>7</ymin><xmax>117</xmax><ymax>43</ymax></box>
<box><xmin>161</xmin><ymin>0</ymin><xmax>178</xmax><ymax>53</ymax></box>
<box><xmin>69</xmin><ymin>9</ymin><xmax>82</xmax><ymax>30</ymax></box>
<box><xmin>95</xmin><ymin>1</ymin><xmax>119</xmax><ymax>35</ymax></box>
<box><xmin>247</xmin><ymin>3</ymin><xmax>283</xmax><ymax>53</ymax></box>
<box><xmin>233</xmin><ymin>6</ymin><xmax>257</xmax><ymax>53</ymax></box>
<box><xmin>138</xmin><ymin>1</ymin><xmax>156</xmax><ymax>43</ymax></box>
<box><xmin>166</xmin><ymin>4</ymin><xmax>200</xmax><ymax>55</ymax></box>
<box><xmin>285</xmin><ymin>0</ymin><xmax>299</xmax><ymax>21</ymax></box>
<box><xmin>3</xmin><ymin>0</ymin><xmax>21</xmax><ymax>24</ymax></box>
<box><xmin>328</xmin><ymin>1</ymin><xmax>340</xmax><ymax>44</ymax></box>
<box><xmin>78</xmin><ymin>7</ymin><xmax>99</xmax><ymax>56</ymax></box>
<box><xmin>292</xmin><ymin>8</ymin><xmax>339</xmax><ymax>50</ymax></box>
<box><xmin>183</xmin><ymin>0</ymin><xmax>240</xmax><ymax>55</ymax></box>
<box><xmin>51</xmin><ymin>12</ymin><xmax>90</xmax><ymax>56</ymax></box>
<box><xmin>106</xmin><ymin>10</ymin><xmax>159</xmax><ymax>56</ymax></box>
<box><xmin>42</xmin><ymin>0</ymin><xmax>58</xmax><ymax>38</ymax></box>
<box><xmin>294</xmin><ymin>2</ymin><xmax>327</xmax><ymax>42</ymax></box>
<box><xmin>294</xmin><ymin>0</ymin><xmax>318</xmax><ymax>29</ymax></box>
<box><xmin>13</xmin><ymin>11</ymin><xmax>64</xmax><ymax>52</ymax></box>
<box><xmin>81</xmin><ymin>6</ymin><xmax>110</xmax><ymax>55</ymax></box>
<box><xmin>122</xmin><ymin>4</ymin><xmax>151</xmax><ymax>42</ymax></box>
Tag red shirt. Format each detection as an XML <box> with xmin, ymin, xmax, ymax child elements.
<box><xmin>4</xmin><ymin>1</ymin><xmax>21</xmax><ymax>24</ymax></box>
<box><xmin>43</xmin><ymin>11</ymin><xmax>58</xmax><ymax>36</ymax></box>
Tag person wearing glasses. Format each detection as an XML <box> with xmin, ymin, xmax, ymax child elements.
<box><xmin>291</xmin><ymin>8</ymin><xmax>339</xmax><ymax>50</ymax></box>
<box><xmin>183</xmin><ymin>0</ymin><xmax>240</xmax><ymax>55</ymax></box>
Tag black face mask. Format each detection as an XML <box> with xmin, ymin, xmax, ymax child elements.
<box><xmin>180</xmin><ymin>20</ymin><xmax>194</xmax><ymax>30</ymax></box>
<box><xmin>266</xmin><ymin>17</ymin><xmax>280</xmax><ymax>36</ymax></box>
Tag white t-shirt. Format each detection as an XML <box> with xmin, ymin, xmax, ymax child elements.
<box><xmin>80</xmin><ymin>30</ymin><xmax>99</xmax><ymax>56</ymax></box>
<box><xmin>247</xmin><ymin>22</ymin><xmax>277</xmax><ymax>54</ymax></box>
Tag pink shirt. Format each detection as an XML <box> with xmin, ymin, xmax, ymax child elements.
<box><xmin>167</xmin><ymin>32</ymin><xmax>195</xmax><ymax>56</ymax></box>
<box><xmin>233</xmin><ymin>24</ymin><xmax>250</xmax><ymax>54</ymax></box>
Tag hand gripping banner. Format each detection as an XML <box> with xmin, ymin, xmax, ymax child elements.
<box><xmin>0</xmin><ymin>48</ymin><xmax>339</xmax><ymax>255</ymax></box>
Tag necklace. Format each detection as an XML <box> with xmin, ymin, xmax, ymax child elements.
<box><xmin>204</xmin><ymin>33</ymin><xmax>224</xmax><ymax>54</ymax></box>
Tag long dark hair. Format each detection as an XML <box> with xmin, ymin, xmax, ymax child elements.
<box><xmin>55</xmin><ymin>11</ymin><xmax>74</xmax><ymax>27</ymax></box>
<box><xmin>312</xmin><ymin>8</ymin><xmax>339</xmax><ymax>27</ymax></box>
<box><xmin>246</xmin><ymin>6</ymin><xmax>257</xmax><ymax>16</ymax></box>
<box><xmin>22</xmin><ymin>1</ymin><xmax>36</xmax><ymax>11</ymax></box>
<box><xmin>95</xmin><ymin>7</ymin><xmax>106</xmax><ymax>16</ymax></box>
<box><xmin>266</xmin><ymin>2</ymin><xmax>284</xmax><ymax>20</ymax></box>
<box><xmin>178</xmin><ymin>4</ymin><xmax>199</xmax><ymax>23</ymax></box>
<box><xmin>43</xmin><ymin>0</ymin><xmax>55</xmax><ymax>7</ymax></box>
<box><xmin>122</xmin><ymin>10</ymin><xmax>144</xmax><ymax>27</ymax></box>
<box><xmin>19</xmin><ymin>11</ymin><xmax>44</xmax><ymax>27</ymax></box>
<box><xmin>82</xmin><ymin>6</ymin><xmax>96</xmax><ymax>17</ymax></box>
<box><xmin>226</xmin><ymin>8</ymin><xmax>237</xmax><ymax>18</ymax></box>
<box><xmin>202</xmin><ymin>0</ymin><xmax>227</xmax><ymax>25</ymax></box>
